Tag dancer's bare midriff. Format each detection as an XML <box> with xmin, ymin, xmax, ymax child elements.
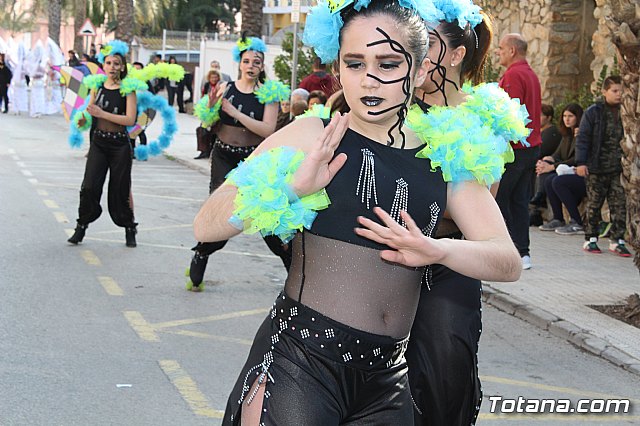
<box><xmin>218</xmin><ymin>124</ymin><xmax>263</xmax><ymax>147</ymax></box>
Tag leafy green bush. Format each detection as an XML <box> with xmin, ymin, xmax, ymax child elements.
<box><xmin>482</xmin><ymin>55</ymin><xmax>501</xmax><ymax>83</ymax></box>
<box><xmin>274</xmin><ymin>32</ymin><xmax>314</xmax><ymax>87</ymax></box>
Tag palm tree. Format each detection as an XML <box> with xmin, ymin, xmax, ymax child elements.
<box><xmin>241</xmin><ymin>0</ymin><xmax>263</xmax><ymax>37</ymax></box>
<box><xmin>115</xmin><ymin>0</ymin><xmax>134</xmax><ymax>44</ymax></box>
<box><xmin>0</xmin><ymin>0</ymin><xmax>43</xmax><ymax>34</ymax></box>
<box><xmin>74</xmin><ymin>0</ymin><xmax>87</xmax><ymax>53</ymax></box>
<box><xmin>608</xmin><ymin>0</ymin><xmax>640</xmax><ymax>270</ymax></box>
<box><xmin>48</xmin><ymin>0</ymin><xmax>62</xmax><ymax>45</ymax></box>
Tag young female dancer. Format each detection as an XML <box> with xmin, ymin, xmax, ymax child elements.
<box><xmin>67</xmin><ymin>40</ymin><xmax>141</xmax><ymax>247</ymax></box>
<box><xmin>409</xmin><ymin>9</ymin><xmax>504</xmax><ymax>425</ymax></box>
<box><xmin>195</xmin><ymin>1</ymin><xmax>523</xmax><ymax>424</ymax></box>
<box><xmin>188</xmin><ymin>35</ymin><xmax>291</xmax><ymax>291</ymax></box>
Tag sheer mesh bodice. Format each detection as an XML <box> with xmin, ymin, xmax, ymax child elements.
<box><xmin>282</xmin><ymin>125</ymin><xmax>447</xmax><ymax>339</ymax></box>
<box><xmin>95</xmin><ymin>87</ymin><xmax>127</xmax><ymax>132</ymax></box>
<box><xmin>285</xmin><ymin>232</ymin><xmax>424</xmax><ymax>338</ymax></box>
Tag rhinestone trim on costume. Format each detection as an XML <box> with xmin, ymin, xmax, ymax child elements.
<box><xmin>214</xmin><ymin>139</ymin><xmax>258</xmax><ymax>155</ymax></box>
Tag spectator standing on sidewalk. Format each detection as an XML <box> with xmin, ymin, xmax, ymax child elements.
<box><xmin>298</xmin><ymin>56</ymin><xmax>339</xmax><ymax>97</ymax></box>
<box><xmin>576</xmin><ymin>75</ymin><xmax>631</xmax><ymax>257</ymax></box>
<box><xmin>210</xmin><ymin>60</ymin><xmax>232</xmax><ymax>82</ymax></box>
<box><xmin>496</xmin><ymin>33</ymin><xmax>542</xmax><ymax>270</ymax></box>
<box><xmin>166</xmin><ymin>56</ymin><xmax>186</xmax><ymax>113</ymax></box>
<box><xmin>194</xmin><ymin>69</ymin><xmax>221</xmax><ymax>159</ymax></box>
<box><xmin>67</xmin><ymin>50</ymin><xmax>80</xmax><ymax>67</ymax></box>
<box><xmin>0</xmin><ymin>53</ymin><xmax>12</xmax><ymax>113</ymax></box>
<box><xmin>150</xmin><ymin>54</ymin><xmax>165</xmax><ymax>93</ymax></box>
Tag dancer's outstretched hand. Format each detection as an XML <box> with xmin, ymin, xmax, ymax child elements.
<box><xmin>291</xmin><ymin>113</ymin><xmax>350</xmax><ymax>196</ymax></box>
<box><xmin>355</xmin><ymin>207</ymin><xmax>445</xmax><ymax>267</ymax></box>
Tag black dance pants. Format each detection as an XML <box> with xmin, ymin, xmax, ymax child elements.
<box><xmin>406</xmin><ymin>264</ymin><xmax>483</xmax><ymax>426</ymax></box>
<box><xmin>76</xmin><ymin>130</ymin><xmax>135</xmax><ymax>227</ymax></box>
<box><xmin>192</xmin><ymin>140</ymin><xmax>292</xmax><ymax>270</ymax></box>
<box><xmin>222</xmin><ymin>292</ymin><xmax>414</xmax><ymax>425</ymax></box>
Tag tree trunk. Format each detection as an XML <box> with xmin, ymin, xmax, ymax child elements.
<box><xmin>607</xmin><ymin>0</ymin><xmax>640</xmax><ymax>272</ymax></box>
<box><xmin>241</xmin><ymin>0</ymin><xmax>263</xmax><ymax>37</ymax></box>
<box><xmin>73</xmin><ymin>0</ymin><xmax>87</xmax><ymax>54</ymax></box>
<box><xmin>48</xmin><ymin>0</ymin><xmax>62</xmax><ymax>45</ymax></box>
<box><xmin>115</xmin><ymin>0</ymin><xmax>134</xmax><ymax>45</ymax></box>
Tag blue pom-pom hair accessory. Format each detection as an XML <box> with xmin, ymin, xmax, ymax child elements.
<box><xmin>302</xmin><ymin>0</ymin><xmax>484</xmax><ymax>64</ymax></box>
<box><xmin>97</xmin><ymin>39</ymin><xmax>129</xmax><ymax>64</ymax></box>
<box><xmin>232</xmin><ymin>35</ymin><xmax>267</xmax><ymax>62</ymax></box>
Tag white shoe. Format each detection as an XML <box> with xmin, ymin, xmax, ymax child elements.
<box><xmin>521</xmin><ymin>255</ymin><xmax>532</xmax><ymax>270</ymax></box>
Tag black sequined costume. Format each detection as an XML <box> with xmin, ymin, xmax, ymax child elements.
<box><xmin>222</xmin><ymin>124</ymin><xmax>447</xmax><ymax>425</ymax></box>
<box><xmin>192</xmin><ymin>82</ymin><xmax>291</xmax><ymax>269</ymax></box>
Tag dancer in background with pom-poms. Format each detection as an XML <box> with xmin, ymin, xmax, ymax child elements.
<box><xmin>187</xmin><ymin>33</ymin><xmax>291</xmax><ymax>292</ymax></box>
<box><xmin>67</xmin><ymin>40</ymin><xmax>142</xmax><ymax>247</ymax></box>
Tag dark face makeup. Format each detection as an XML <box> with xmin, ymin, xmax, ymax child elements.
<box><xmin>342</xmin><ymin>24</ymin><xmax>414</xmax><ymax>148</ymax></box>
<box><xmin>240</xmin><ymin>51</ymin><xmax>264</xmax><ymax>82</ymax></box>
<box><xmin>423</xmin><ymin>28</ymin><xmax>459</xmax><ymax>107</ymax></box>
<box><xmin>366</xmin><ymin>27</ymin><xmax>413</xmax><ymax>147</ymax></box>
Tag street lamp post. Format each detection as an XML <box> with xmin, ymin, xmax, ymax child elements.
<box><xmin>290</xmin><ymin>0</ymin><xmax>301</xmax><ymax>91</ymax></box>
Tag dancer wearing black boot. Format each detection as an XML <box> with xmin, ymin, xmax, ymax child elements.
<box><xmin>67</xmin><ymin>40</ymin><xmax>140</xmax><ymax>247</ymax></box>
<box><xmin>188</xmin><ymin>34</ymin><xmax>291</xmax><ymax>291</ymax></box>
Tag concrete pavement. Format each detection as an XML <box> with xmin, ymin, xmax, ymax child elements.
<box><xmin>143</xmin><ymin>109</ymin><xmax>640</xmax><ymax>376</ymax></box>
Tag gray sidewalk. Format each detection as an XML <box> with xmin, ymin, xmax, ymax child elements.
<box><xmin>158</xmin><ymin>111</ymin><xmax>640</xmax><ymax>376</ymax></box>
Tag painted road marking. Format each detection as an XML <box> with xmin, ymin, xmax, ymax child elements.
<box><xmin>21</xmin><ymin>169</ymin><xmax>33</xmax><ymax>176</ymax></box>
<box><xmin>153</xmin><ymin>308</ymin><xmax>271</xmax><ymax>329</ymax></box>
<box><xmin>53</xmin><ymin>212</ymin><xmax>69</xmax><ymax>223</ymax></box>
<box><xmin>123</xmin><ymin>311</ymin><xmax>159</xmax><ymax>342</ymax></box>
<box><xmin>123</xmin><ymin>308</ymin><xmax>269</xmax><ymax>343</ymax></box>
<box><xmin>37</xmin><ymin>189</ymin><xmax>48</xmax><ymax>196</ymax></box>
<box><xmin>158</xmin><ymin>360</ymin><xmax>224</xmax><ymax>418</ymax></box>
<box><xmin>28</xmin><ymin>178</ymin><xmax>38</xmax><ymax>185</ymax></box>
<box><xmin>16</xmin><ymin>161</ymin><xmax>25</xmax><ymax>168</ymax></box>
<box><xmin>162</xmin><ymin>329</ymin><xmax>253</xmax><ymax>346</ymax></box>
<box><xmin>98</xmin><ymin>276</ymin><xmax>123</xmax><ymax>296</ymax></box>
<box><xmin>75</xmin><ymin>237</ymin><xmax>279</xmax><ymax>259</ymax></box>
<box><xmin>43</xmin><ymin>199</ymin><xmax>60</xmax><ymax>209</ymax></box>
<box><xmin>80</xmin><ymin>250</ymin><xmax>102</xmax><ymax>266</ymax></box>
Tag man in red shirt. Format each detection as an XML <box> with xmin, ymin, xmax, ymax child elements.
<box><xmin>299</xmin><ymin>57</ymin><xmax>339</xmax><ymax>97</ymax></box>
<box><xmin>496</xmin><ymin>33</ymin><xmax>542</xmax><ymax>270</ymax></box>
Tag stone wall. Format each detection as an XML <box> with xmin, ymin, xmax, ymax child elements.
<box><xmin>482</xmin><ymin>0</ymin><xmax>600</xmax><ymax>105</ymax></box>
<box><xmin>591</xmin><ymin>0</ymin><xmax>619</xmax><ymax>92</ymax></box>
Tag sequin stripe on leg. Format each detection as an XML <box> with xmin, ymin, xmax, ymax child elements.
<box><xmin>234</xmin><ymin>352</ymin><xmax>275</xmax><ymax>425</ymax></box>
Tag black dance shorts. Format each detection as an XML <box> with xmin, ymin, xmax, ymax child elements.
<box><xmin>223</xmin><ymin>292</ymin><xmax>415</xmax><ymax>425</ymax></box>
